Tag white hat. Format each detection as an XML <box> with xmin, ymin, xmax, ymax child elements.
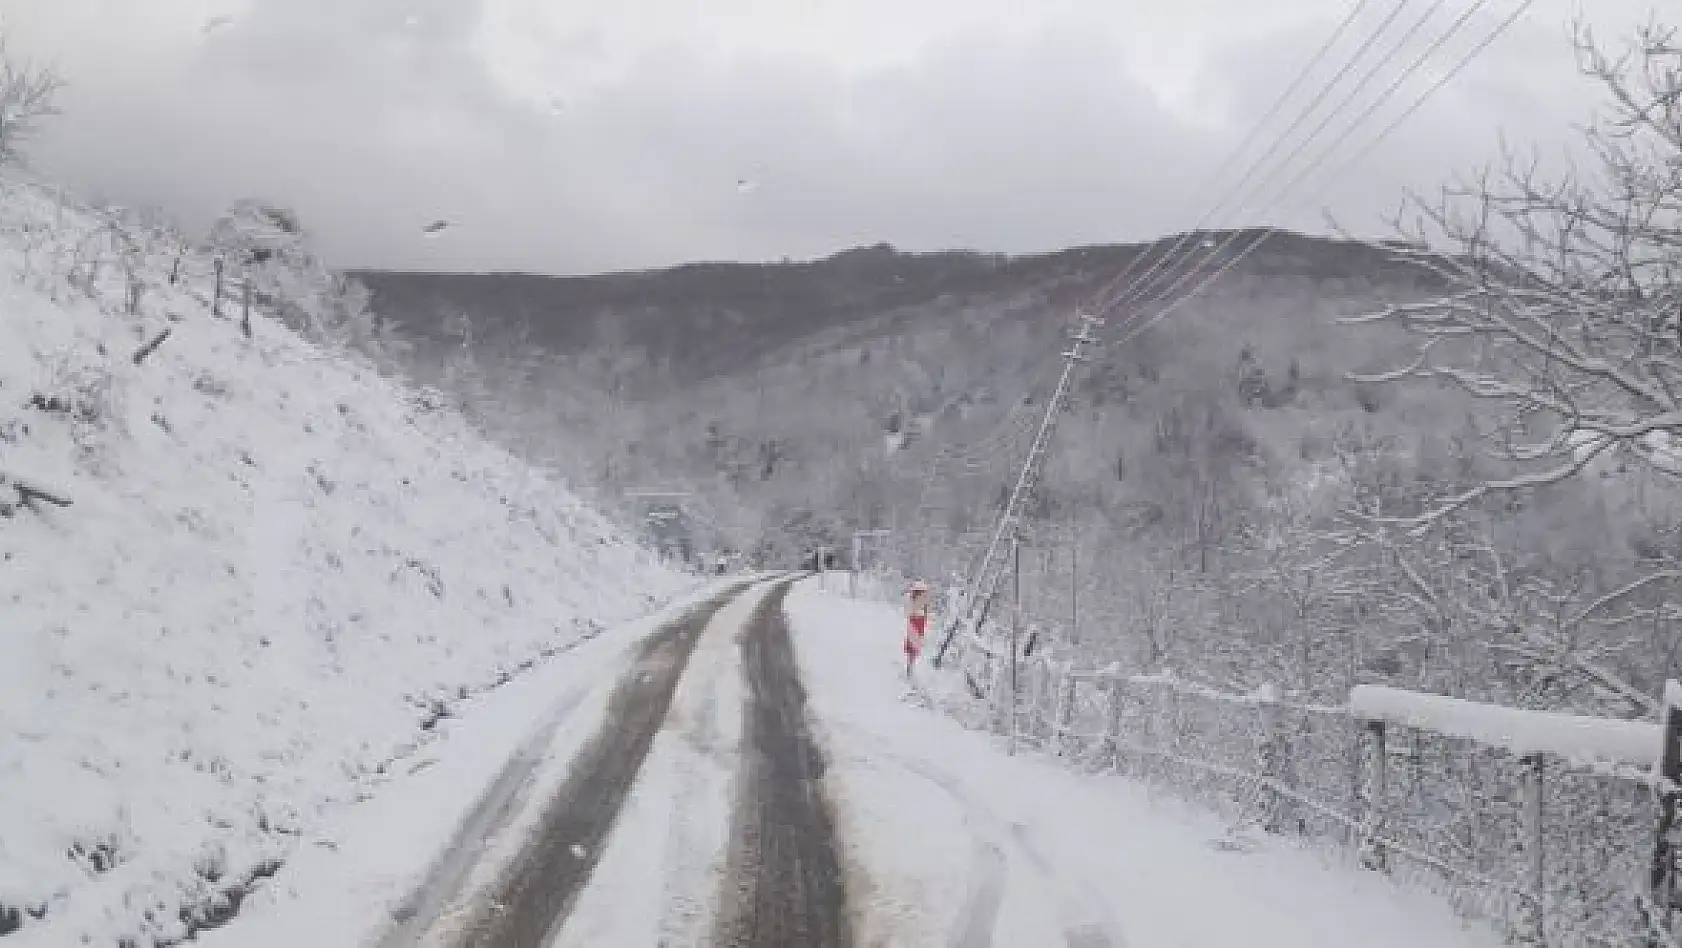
<box><xmin>910</xmin><ymin>580</ymin><xmax>930</xmax><ymax>591</ymax></box>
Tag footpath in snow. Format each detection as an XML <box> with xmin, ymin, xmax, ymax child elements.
<box><xmin>784</xmin><ymin>581</ymin><xmax>1505</xmax><ymax>948</ymax></box>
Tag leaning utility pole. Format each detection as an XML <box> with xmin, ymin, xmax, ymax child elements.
<box><xmin>933</xmin><ymin>313</ymin><xmax>1102</xmax><ymax>667</ymax></box>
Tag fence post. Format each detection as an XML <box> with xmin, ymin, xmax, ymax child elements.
<box><xmin>241</xmin><ymin>280</ymin><xmax>253</xmax><ymax>339</ymax></box>
<box><xmin>1645</xmin><ymin>681</ymin><xmax>1682</xmax><ymax>948</ymax></box>
<box><xmin>1032</xmin><ymin>658</ymin><xmax>1052</xmax><ymax>746</ymax></box>
<box><xmin>1257</xmin><ymin>683</ymin><xmax>1287</xmax><ymax>835</ymax></box>
<box><xmin>1104</xmin><ymin>677</ymin><xmax>1125</xmax><ymax>773</ymax></box>
<box><xmin>1057</xmin><ymin>667</ymin><xmax>1077</xmax><ymax>757</ymax></box>
<box><xmin>991</xmin><ymin>643</ymin><xmax>1011</xmax><ymax>739</ymax></box>
<box><xmin>1358</xmin><ymin>719</ymin><xmax>1389</xmax><ymax>873</ymax></box>
<box><xmin>1522</xmin><ymin>753</ymin><xmax>1546</xmax><ymax>947</ymax></box>
<box><xmin>1145</xmin><ymin>684</ymin><xmax>1169</xmax><ymax>788</ymax></box>
<box><xmin>212</xmin><ymin>258</ymin><xmax>223</xmax><ymax>318</ymax></box>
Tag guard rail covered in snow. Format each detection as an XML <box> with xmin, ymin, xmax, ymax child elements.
<box><xmin>1349</xmin><ymin>684</ymin><xmax>1663</xmax><ymax>770</ymax></box>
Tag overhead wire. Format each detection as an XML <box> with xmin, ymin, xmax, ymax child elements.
<box><xmin>898</xmin><ymin>351</ymin><xmax>1064</xmax><ymax>535</ymax></box>
<box><xmin>1090</xmin><ymin>0</ymin><xmax>1418</xmax><ymax>321</ymax></box>
<box><xmin>1076</xmin><ymin>0</ymin><xmax>1379</xmax><ymax>316</ymax></box>
<box><xmin>941</xmin><ymin>0</ymin><xmax>1538</xmax><ymax>654</ymax></box>
<box><xmin>1106</xmin><ymin>0</ymin><xmax>1495</xmax><ymax>323</ymax></box>
<box><xmin>933</xmin><ymin>0</ymin><xmax>1422</xmax><ymax>631</ymax></box>
<box><xmin>1106</xmin><ymin>0</ymin><xmax>1538</xmax><ymax>353</ymax></box>
<box><xmin>1102</xmin><ymin>0</ymin><xmax>1460</xmax><ymax>319</ymax></box>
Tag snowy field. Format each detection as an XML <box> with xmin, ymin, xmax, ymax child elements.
<box><xmin>784</xmin><ymin>581</ymin><xmax>1506</xmax><ymax>948</ymax></box>
<box><xmin>0</xmin><ymin>176</ymin><xmax>689</xmax><ymax>946</ymax></box>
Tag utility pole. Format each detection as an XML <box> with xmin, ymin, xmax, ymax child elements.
<box><xmin>934</xmin><ymin>313</ymin><xmax>1102</xmax><ymax>667</ymax></box>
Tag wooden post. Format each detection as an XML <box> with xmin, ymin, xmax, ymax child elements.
<box><xmin>991</xmin><ymin>642</ymin><xmax>1011</xmax><ymax>737</ymax></box>
<box><xmin>1258</xmin><ymin>683</ymin><xmax>1286</xmax><ymax>835</ymax></box>
<box><xmin>1160</xmin><ymin>685</ymin><xmax>1180</xmax><ymax>789</ymax></box>
<box><xmin>1035</xmin><ymin>658</ymin><xmax>1053</xmax><ymax>745</ymax></box>
<box><xmin>1359</xmin><ymin>719</ymin><xmax>1389</xmax><ymax>872</ymax></box>
<box><xmin>1348</xmin><ymin>713</ymin><xmax>1365</xmax><ymax>849</ymax></box>
<box><xmin>1644</xmin><ymin>682</ymin><xmax>1682</xmax><ymax>948</ymax></box>
<box><xmin>1024</xmin><ymin>654</ymin><xmax>1041</xmax><ymax>745</ymax></box>
<box><xmin>242</xmin><ymin>280</ymin><xmax>253</xmax><ymax>338</ymax></box>
<box><xmin>1057</xmin><ymin>668</ymin><xmax>1077</xmax><ymax>757</ymax></box>
<box><xmin>131</xmin><ymin>328</ymin><xmax>172</xmax><ymax>365</ymax></box>
<box><xmin>212</xmin><ymin>258</ymin><xmax>223</xmax><ymax>318</ymax></box>
<box><xmin>1105</xmin><ymin>676</ymin><xmax>1125</xmax><ymax>772</ymax></box>
<box><xmin>1522</xmin><ymin>753</ymin><xmax>1546</xmax><ymax>947</ymax></box>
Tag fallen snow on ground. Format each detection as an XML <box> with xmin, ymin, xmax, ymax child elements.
<box><xmin>785</xmin><ymin>582</ymin><xmax>1506</xmax><ymax>948</ymax></box>
<box><xmin>0</xmin><ymin>176</ymin><xmax>687</xmax><ymax>946</ymax></box>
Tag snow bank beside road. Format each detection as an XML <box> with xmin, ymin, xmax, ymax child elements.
<box><xmin>0</xmin><ymin>178</ymin><xmax>686</xmax><ymax>946</ymax></box>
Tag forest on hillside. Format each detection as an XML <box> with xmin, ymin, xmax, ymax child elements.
<box><xmin>356</xmin><ymin>26</ymin><xmax>1682</xmax><ymax>737</ymax></box>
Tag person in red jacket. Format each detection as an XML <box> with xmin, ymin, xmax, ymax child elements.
<box><xmin>904</xmin><ymin>580</ymin><xmax>932</xmax><ymax>676</ymax></box>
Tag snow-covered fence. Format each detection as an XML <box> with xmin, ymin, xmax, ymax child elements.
<box><xmin>1349</xmin><ymin>685</ymin><xmax>1669</xmax><ymax>948</ymax></box>
<box><xmin>949</xmin><ymin>628</ymin><xmax>1680</xmax><ymax>948</ymax></box>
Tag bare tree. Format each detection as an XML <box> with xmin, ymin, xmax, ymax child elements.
<box><xmin>0</xmin><ymin>38</ymin><xmax>62</xmax><ymax>166</ymax></box>
<box><xmin>1345</xmin><ymin>23</ymin><xmax>1682</xmax><ymax>525</ymax></box>
<box><xmin>1239</xmin><ymin>494</ymin><xmax>1369</xmax><ymax>699</ymax></box>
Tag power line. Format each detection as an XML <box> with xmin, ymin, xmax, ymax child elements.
<box><xmin>1107</xmin><ymin>0</ymin><xmax>1460</xmax><ymax>318</ymax></box>
<box><xmin>930</xmin><ymin>0</ymin><xmax>1537</xmax><ymax>673</ymax></box>
<box><xmin>1092</xmin><ymin>0</ymin><xmax>1419</xmax><ymax>321</ymax></box>
<box><xmin>1107</xmin><ymin>0</ymin><xmax>1537</xmax><ymax>353</ymax></box>
<box><xmin>1077</xmin><ymin>0</ymin><xmax>1379</xmax><ymax>315</ymax></box>
<box><xmin>1110</xmin><ymin>0</ymin><xmax>1499</xmax><ymax>326</ymax></box>
<box><xmin>928</xmin><ymin>1</ymin><xmax>1424</xmax><ymax>665</ymax></box>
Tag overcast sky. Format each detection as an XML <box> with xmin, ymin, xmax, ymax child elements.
<box><xmin>0</xmin><ymin>0</ymin><xmax>1662</xmax><ymax>274</ymax></box>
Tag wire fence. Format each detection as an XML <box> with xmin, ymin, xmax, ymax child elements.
<box><xmin>941</xmin><ymin>627</ymin><xmax>1677</xmax><ymax>948</ymax></box>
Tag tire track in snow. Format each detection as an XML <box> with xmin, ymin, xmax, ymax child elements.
<box><xmin>378</xmin><ymin>685</ymin><xmax>591</xmax><ymax>948</ymax></box>
<box><xmin>712</xmin><ymin>580</ymin><xmax>853</xmax><ymax>947</ymax></box>
<box><xmin>850</xmin><ymin>729</ymin><xmax>1126</xmax><ymax>948</ymax></box>
<box><xmin>436</xmin><ymin>582</ymin><xmax>751</xmax><ymax>948</ymax></box>
<box><xmin>947</xmin><ymin>839</ymin><xmax>1007</xmax><ymax>948</ymax></box>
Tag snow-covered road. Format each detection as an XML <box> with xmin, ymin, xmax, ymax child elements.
<box><xmin>368</xmin><ymin>573</ymin><xmax>850</xmax><ymax>948</ymax></box>
<box><xmin>204</xmin><ymin>576</ymin><xmax>1505</xmax><ymax>948</ymax></box>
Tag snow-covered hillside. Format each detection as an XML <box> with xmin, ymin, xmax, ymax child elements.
<box><xmin>0</xmin><ymin>175</ymin><xmax>686</xmax><ymax>946</ymax></box>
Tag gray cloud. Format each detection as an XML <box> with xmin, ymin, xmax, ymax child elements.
<box><xmin>1</xmin><ymin>0</ymin><xmax>1666</xmax><ymax>274</ymax></box>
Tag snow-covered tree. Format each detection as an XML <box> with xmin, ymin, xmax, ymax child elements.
<box><xmin>203</xmin><ymin>199</ymin><xmax>397</xmax><ymax>358</ymax></box>
<box><xmin>1346</xmin><ymin>23</ymin><xmax>1682</xmax><ymax>522</ymax></box>
<box><xmin>0</xmin><ymin>36</ymin><xmax>61</xmax><ymax>166</ymax></box>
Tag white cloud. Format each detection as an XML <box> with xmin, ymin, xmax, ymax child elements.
<box><xmin>0</xmin><ymin>0</ymin><xmax>1666</xmax><ymax>273</ymax></box>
